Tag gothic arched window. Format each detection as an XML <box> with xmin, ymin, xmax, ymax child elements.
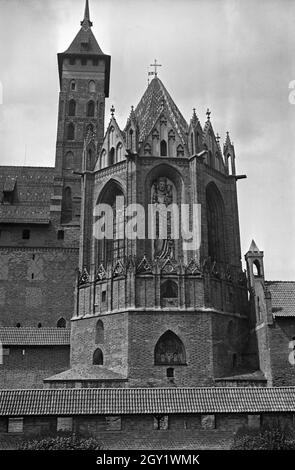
<box><xmin>87</xmin><ymin>100</ymin><xmax>95</xmax><ymax>117</ymax></box>
<box><xmin>109</xmin><ymin>147</ymin><xmax>115</xmax><ymax>165</ymax></box>
<box><xmin>160</xmin><ymin>140</ymin><xmax>167</xmax><ymax>156</ymax></box>
<box><xmin>96</xmin><ymin>182</ymin><xmax>125</xmax><ymax>265</ymax></box>
<box><xmin>253</xmin><ymin>260</ymin><xmax>261</xmax><ymax>277</ymax></box>
<box><xmin>68</xmin><ymin>99</ymin><xmax>76</xmax><ymax>116</ymax></box>
<box><xmin>206</xmin><ymin>182</ymin><xmax>226</xmax><ymax>263</ymax></box>
<box><xmin>61</xmin><ymin>186</ymin><xmax>73</xmax><ymax>224</ymax></box>
<box><xmin>93</xmin><ymin>348</ymin><xmax>103</xmax><ymax>365</ymax></box>
<box><xmin>161</xmin><ymin>280</ymin><xmax>178</xmax><ymax>299</ymax></box>
<box><xmin>154</xmin><ymin>331</ymin><xmax>186</xmax><ymax>365</ymax></box>
<box><xmin>88</xmin><ymin>80</ymin><xmax>96</xmax><ymax>93</ymax></box>
<box><xmin>64</xmin><ymin>151</ymin><xmax>74</xmax><ymax>169</ymax></box>
<box><xmin>57</xmin><ymin>318</ymin><xmax>66</xmax><ymax>328</ymax></box>
<box><xmin>95</xmin><ymin>320</ymin><xmax>104</xmax><ymax>344</ymax></box>
<box><xmin>100</xmin><ymin>149</ymin><xmax>107</xmax><ymax>169</ymax></box>
<box><xmin>67</xmin><ymin>123</ymin><xmax>75</xmax><ymax>140</ymax></box>
<box><xmin>116</xmin><ymin>142</ymin><xmax>123</xmax><ymax>162</ymax></box>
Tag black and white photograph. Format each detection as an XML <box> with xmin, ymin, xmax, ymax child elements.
<box><xmin>0</xmin><ymin>0</ymin><xmax>295</xmax><ymax>459</ymax></box>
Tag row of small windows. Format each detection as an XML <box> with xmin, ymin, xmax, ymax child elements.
<box><xmin>70</xmin><ymin>80</ymin><xmax>96</xmax><ymax>92</ymax></box>
<box><xmin>68</xmin><ymin>99</ymin><xmax>95</xmax><ymax>117</ymax></box>
<box><xmin>100</xmin><ymin>143</ymin><xmax>124</xmax><ymax>167</ymax></box>
<box><xmin>14</xmin><ymin>318</ymin><xmax>66</xmax><ymax>329</ymax></box>
<box><xmin>69</xmin><ymin>57</ymin><xmax>100</xmax><ymax>67</ymax></box>
<box><xmin>143</xmin><ymin>141</ymin><xmax>184</xmax><ymax>157</ymax></box>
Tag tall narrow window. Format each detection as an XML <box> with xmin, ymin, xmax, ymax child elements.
<box><xmin>64</xmin><ymin>151</ymin><xmax>74</xmax><ymax>169</ymax></box>
<box><xmin>109</xmin><ymin>147</ymin><xmax>115</xmax><ymax>165</ymax></box>
<box><xmin>97</xmin><ymin>183</ymin><xmax>125</xmax><ymax>265</ymax></box>
<box><xmin>87</xmin><ymin>100</ymin><xmax>95</xmax><ymax>117</ymax></box>
<box><xmin>70</xmin><ymin>80</ymin><xmax>76</xmax><ymax>91</ymax></box>
<box><xmin>160</xmin><ymin>140</ymin><xmax>167</xmax><ymax>156</ymax></box>
<box><xmin>100</xmin><ymin>150</ymin><xmax>107</xmax><ymax>169</ymax></box>
<box><xmin>95</xmin><ymin>320</ymin><xmax>104</xmax><ymax>344</ymax></box>
<box><xmin>61</xmin><ymin>187</ymin><xmax>72</xmax><ymax>224</ymax></box>
<box><xmin>68</xmin><ymin>99</ymin><xmax>76</xmax><ymax>116</ymax></box>
<box><xmin>116</xmin><ymin>142</ymin><xmax>123</xmax><ymax>162</ymax></box>
<box><xmin>67</xmin><ymin>123</ymin><xmax>75</xmax><ymax>140</ymax></box>
<box><xmin>191</xmin><ymin>133</ymin><xmax>194</xmax><ymax>154</ymax></box>
<box><xmin>89</xmin><ymin>80</ymin><xmax>96</xmax><ymax>93</ymax></box>
<box><xmin>206</xmin><ymin>182</ymin><xmax>226</xmax><ymax>262</ymax></box>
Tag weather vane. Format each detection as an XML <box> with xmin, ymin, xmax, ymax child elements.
<box><xmin>148</xmin><ymin>59</ymin><xmax>162</xmax><ymax>83</ymax></box>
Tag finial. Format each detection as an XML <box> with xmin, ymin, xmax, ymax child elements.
<box><xmin>149</xmin><ymin>59</ymin><xmax>162</xmax><ymax>78</ymax></box>
<box><xmin>81</xmin><ymin>0</ymin><xmax>93</xmax><ymax>29</ymax></box>
<box><xmin>216</xmin><ymin>133</ymin><xmax>220</xmax><ymax>143</ymax></box>
<box><xmin>191</xmin><ymin>108</ymin><xmax>198</xmax><ymax>126</ymax></box>
<box><xmin>206</xmin><ymin>108</ymin><xmax>211</xmax><ymax>120</ymax></box>
<box><xmin>110</xmin><ymin>105</ymin><xmax>115</xmax><ymax>117</ymax></box>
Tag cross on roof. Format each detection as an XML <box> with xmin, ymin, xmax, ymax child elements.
<box><xmin>149</xmin><ymin>59</ymin><xmax>162</xmax><ymax>77</ymax></box>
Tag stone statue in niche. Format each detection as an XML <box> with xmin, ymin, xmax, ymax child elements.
<box><xmin>151</xmin><ymin>177</ymin><xmax>174</xmax><ymax>259</ymax></box>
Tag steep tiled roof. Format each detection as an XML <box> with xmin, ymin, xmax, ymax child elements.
<box><xmin>266</xmin><ymin>281</ymin><xmax>295</xmax><ymax>317</ymax></box>
<box><xmin>0</xmin><ymin>328</ymin><xmax>70</xmax><ymax>346</ymax></box>
<box><xmin>63</xmin><ymin>27</ymin><xmax>104</xmax><ymax>56</ymax></box>
<box><xmin>133</xmin><ymin>77</ymin><xmax>188</xmax><ymax>145</ymax></box>
<box><xmin>0</xmin><ymin>387</ymin><xmax>295</xmax><ymax>416</ymax></box>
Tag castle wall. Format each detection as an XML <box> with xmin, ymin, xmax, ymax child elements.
<box><xmin>0</xmin><ymin>346</ymin><xmax>70</xmax><ymax>389</ymax></box>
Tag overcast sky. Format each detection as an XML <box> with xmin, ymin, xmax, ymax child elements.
<box><xmin>0</xmin><ymin>0</ymin><xmax>295</xmax><ymax>280</ymax></box>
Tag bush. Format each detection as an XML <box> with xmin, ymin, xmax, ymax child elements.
<box><xmin>232</xmin><ymin>424</ymin><xmax>295</xmax><ymax>450</ymax></box>
<box><xmin>18</xmin><ymin>432</ymin><xmax>102</xmax><ymax>450</ymax></box>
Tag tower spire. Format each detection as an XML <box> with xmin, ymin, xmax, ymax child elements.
<box><xmin>81</xmin><ymin>0</ymin><xmax>93</xmax><ymax>29</ymax></box>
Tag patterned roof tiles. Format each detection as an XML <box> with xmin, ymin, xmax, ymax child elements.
<box><xmin>133</xmin><ymin>77</ymin><xmax>188</xmax><ymax>145</ymax></box>
<box><xmin>266</xmin><ymin>281</ymin><xmax>295</xmax><ymax>317</ymax></box>
<box><xmin>0</xmin><ymin>327</ymin><xmax>70</xmax><ymax>346</ymax></box>
<box><xmin>0</xmin><ymin>387</ymin><xmax>295</xmax><ymax>416</ymax></box>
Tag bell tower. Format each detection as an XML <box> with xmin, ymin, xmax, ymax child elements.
<box><xmin>55</xmin><ymin>0</ymin><xmax>111</xmax><ymax>224</ymax></box>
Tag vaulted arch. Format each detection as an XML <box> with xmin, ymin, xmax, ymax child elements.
<box><xmin>154</xmin><ymin>330</ymin><xmax>186</xmax><ymax>365</ymax></box>
<box><xmin>206</xmin><ymin>182</ymin><xmax>226</xmax><ymax>263</ymax></box>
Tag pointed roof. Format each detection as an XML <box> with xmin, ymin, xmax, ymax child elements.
<box><xmin>62</xmin><ymin>0</ymin><xmax>104</xmax><ymax>56</ymax></box>
<box><xmin>57</xmin><ymin>0</ymin><xmax>111</xmax><ymax>96</ymax></box>
<box><xmin>248</xmin><ymin>239</ymin><xmax>260</xmax><ymax>253</ymax></box>
<box><xmin>132</xmin><ymin>77</ymin><xmax>188</xmax><ymax>145</ymax></box>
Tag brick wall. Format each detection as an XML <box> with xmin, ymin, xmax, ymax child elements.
<box><xmin>0</xmin><ymin>346</ymin><xmax>70</xmax><ymax>389</ymax></box>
